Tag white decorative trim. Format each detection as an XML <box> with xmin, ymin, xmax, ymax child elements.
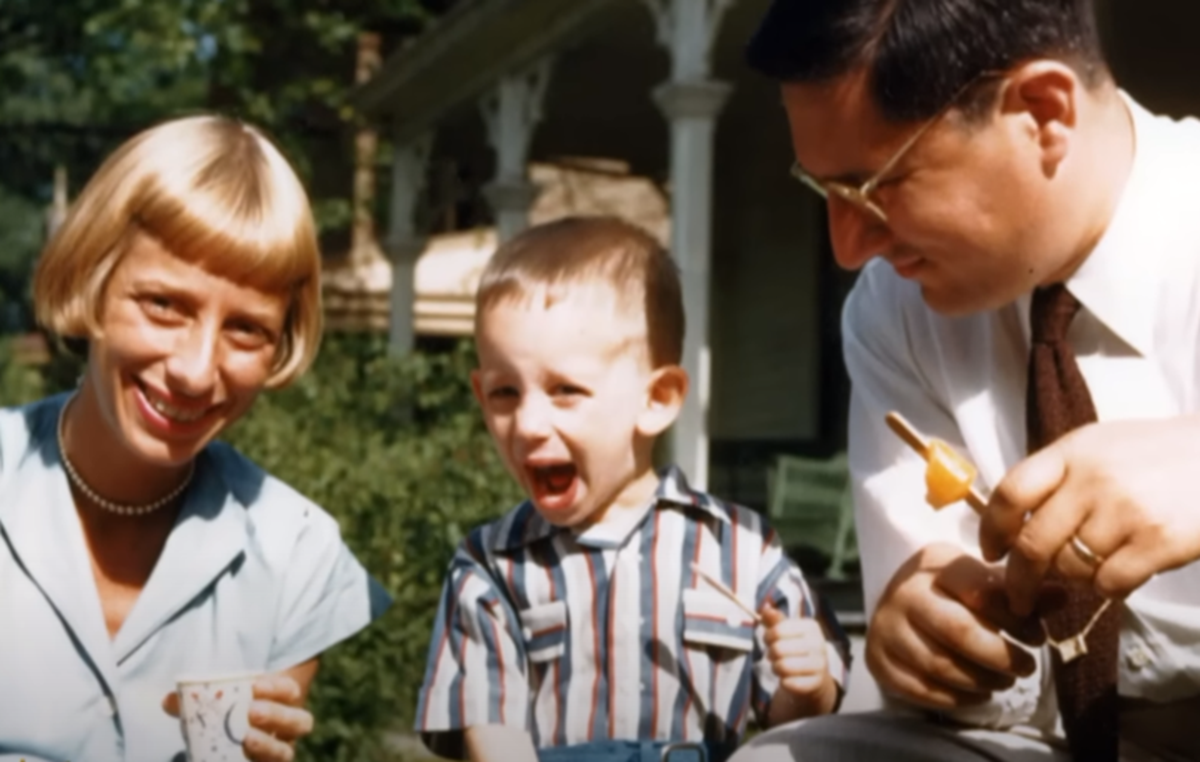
<box><xmin>643</xmin><ymin>0</ymin><xmax>736</xmax><ymax>81</ymax></box>
<box><xmin>355</xmin><ymin>0</ymin><xmax>610</xmax><ymax>146</ymax></box>
<box><xmin>386</xmin><ymin>131</ymin><xmax>433</xmax><ymax>254</ymax></box>
<box><xmin>388</xmin><ymin>237</ymin><xmax>427</xmax><ymax>356</ymax></box>
<box><xmin>653</xmin><ymin>80</ymin><xmax>732</xmax><ymax>121</ymax></box>
<box><xmin>385</xmin><ymin>131</ymin><xmax>433</xmax><ymax>357</ymax></box>
<box><xmin>387</xmin><ymin>238</ymin><xmax>428</xmax><ymax>267</ymax></box>
<box><xmin>480</xmin><ymin>56</ymin><xmax>554</xmax><ymax>182</ymax></box>
<box><xmin>482</xmin><ymin>180</ymin><xmax>542</xmax><ymax>212</ymax></box>
<box><xmin>643</xmin><ymin>0</ymin><xmax>736</xmax><ymax>490</ymax></box>
<box><xmin>483</xmin><ymin>180</ymin><xmax>543</xmax><ymax>243</ymax></box>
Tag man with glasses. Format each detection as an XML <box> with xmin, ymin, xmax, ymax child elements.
<box><xmin>732</xmin><ymin>1</ymin><xmax>1200</xmax><ymax>761</ymax></box>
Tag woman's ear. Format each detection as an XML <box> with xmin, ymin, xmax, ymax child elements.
<box><xmin>1003</xmin><ymin>60</ymin><xmax>1079</xmax><ymax>176</ymax></box>
<box><xmin>636</xmin><ymin>365</ymin><xmax>689</xmax><ymax>438</ymax></box>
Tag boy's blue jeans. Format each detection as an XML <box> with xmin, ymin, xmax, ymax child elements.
<box><xmin>536</xmin><ymin>739</ymin><xmax>738</xmax><ymax>762</ymax></box>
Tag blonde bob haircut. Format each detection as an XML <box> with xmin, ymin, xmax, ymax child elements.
<box><xmin>33</xmin><ymin>114</ymin><xmax>322</xmax><ymax>387</ymax></box>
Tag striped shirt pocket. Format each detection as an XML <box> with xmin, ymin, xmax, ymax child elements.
<box><xmin>681</xmin><ymin>588</ymin><xmax>757</xmax><ymax>653</ymax></box>
<box><xmin>519</xmin><ymin>600</ymin><xmax>568</xmax><ymax>663</ymax></box>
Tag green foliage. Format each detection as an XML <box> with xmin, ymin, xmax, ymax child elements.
<box><xmin>0</xmin><ymin>0</ymin><xmax>438</xmax><ymax>198</ymax></box>
<box><xmin>0</xmin><ymin>188</ymin><xmax>43</xmax><ymax>330</ymax></box>
<box><xmin>0</xmin><ymin>338</ymin><xmax>49</xmax><ymax>406</ymax></box>
<box><xmin>223</xmin><ymin>334</ymin><xmax>520</xmax><ymax>761</ymax></box>
<box><xmin>0</xmin><ymin>0</ymin><xmax>215</xmax><ymax>198</ymax></box>
<box><xmin>0</xmin><ymin>0</ymin><xmax>444</xmax><ymax>324</ymax></box>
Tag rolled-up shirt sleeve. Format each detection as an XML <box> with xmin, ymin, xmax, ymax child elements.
<box><xmin>267</xmin><ymin>507</ymin><xmax>391</xmax><ymax>672</ymax></box>
<box><xmin>416</xmin><ymin>534</ymin><xmax>529</xmax><ymax>758</ymax></box>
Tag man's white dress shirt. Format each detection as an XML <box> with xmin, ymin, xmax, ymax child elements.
<box><xmin>844</xmin><ymin>93</ymin><xmax>1200</xmax><ymax>741</ymax></box>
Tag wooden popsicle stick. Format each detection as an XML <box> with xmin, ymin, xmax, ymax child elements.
<box><xmin>690</xmin><ymin>562</ymin><xmax>763</xmax><ymax>624</ymax></box>
<box><xmin>885</xmin><ymin>411</ymin><xmax>929</xmax><ymax>454</ymax></box>
<box><xmin>964</xmin><ymin>486</ymin><xmax>990</xmax><ymax>516</ymax></box>
<box><xmin>884</xmin><ymin>411</ymin><xmax>989</xmax><ymax>515</ymax></box>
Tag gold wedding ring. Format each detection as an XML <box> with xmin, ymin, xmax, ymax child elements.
<box><xmin>1070</xmin><ymin>534</ymin><xmax>1105</xmax><ymax>568</ymax></box>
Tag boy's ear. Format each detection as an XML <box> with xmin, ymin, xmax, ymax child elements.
<box><xmin>637</xmin><ymin>365</ymin><xmax>689</xmax><ymax>437</ymax></box>
<box><xmin>470</xmin><ymin>369</ymin><xmax>486</xmax><ymax>407</ymax></box>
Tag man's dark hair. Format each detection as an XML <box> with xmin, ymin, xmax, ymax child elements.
<box><xmin>746</xmin><ymin>0</ymin><xmax>1108</xmax><ymax>122</ymax></box>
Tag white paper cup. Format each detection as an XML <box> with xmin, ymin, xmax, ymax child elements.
<box><xmin>176</xmin><ymin>671</ymin><xmax>262</xmax><ymax>762</ymax></box>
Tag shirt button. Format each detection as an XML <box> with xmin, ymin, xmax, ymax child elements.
<box><xmin>1127</xmin><ymin>647</ymin><xmax>1150</xmax><ymax>671</ymax></box>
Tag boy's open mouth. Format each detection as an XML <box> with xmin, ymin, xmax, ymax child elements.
<box><xmin>528</xmin><ymin>463</ymin><xmax>579</xmax><ymax>513</ymax></box>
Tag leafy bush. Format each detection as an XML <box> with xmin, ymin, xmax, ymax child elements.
<box><xmin>223</xmin><ymin>334</ymin><xmax>520</xmax><ymax>761</ymax></box>
<box><xmin>0</xmin><ymin>338</ymin><xmax>50</xmax><ymax>405</ymax></box>
<box><xmin>0</xmin><ymin>333</ymin><xmax>520</xmax><ymax>761</ymax></box>
<box><xmin>0</xmin><ymin>334</ymin><xmax>88</xmax><ymax>405</ymax></box>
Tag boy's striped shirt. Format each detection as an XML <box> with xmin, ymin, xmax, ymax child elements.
<box><xmin>416</xmin><ymin>466</ymin><xmax>850</xmax><ymax>754</ymax></box>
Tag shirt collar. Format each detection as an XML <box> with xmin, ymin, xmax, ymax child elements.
<box><xmin>0</xmin><ymin>395</ymin><xmax>118</xmax><ymax>686</ymax></box>
<box><xmin>1064</xmin><ymin>92</ymin><xmax>1162</xmax><ymax>357</ymax></box>
<box><xmin>0</xmin><ymin>395</ymin><xmax>250</xmax><ymax>666</ymax></box>
<box><xmin>113</xmin><ymin>444</ymin><xmax>249</xmax><ymax>659</ymax></box>
<box><xmin>490</xmin><ymin>464</ymin><xmax>729</xmax><ymax>552</ymax></box>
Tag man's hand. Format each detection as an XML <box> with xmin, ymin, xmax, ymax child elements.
<box><xmin>164</xmin><ymin>660</ymin><xmax>319</xmax><ymax>762</ymax></box>
<box><xmin>761</xmin><ymin>601</ymin><xmax>838</xmax><ymax>723</ymax></box>
<box><xmin>980</xmin><ymin>417</ymin><xmax>1200</xmax><ymax>615</ymax></box>
<box><xmin>865</xmin><ymin>543</ymin><xmax>1046</xmax><ymax>710</ymax></box>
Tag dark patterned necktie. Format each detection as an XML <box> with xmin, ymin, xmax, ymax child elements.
<box><xmin>1027</xmin><ymin>284</ymin><xmax>1120</xmax><ymax>761</ymax></box>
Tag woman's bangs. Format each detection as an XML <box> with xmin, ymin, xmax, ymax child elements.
<box><xmin>138</xmin><ymin>181</ymin><xmax>317</xmax><ymax>294</ymax></box>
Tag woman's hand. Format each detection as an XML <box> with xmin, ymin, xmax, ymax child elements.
<box><xmin>242</xmin><ymin>671</ymin><xmax>316</xmax><ymax>762</ymax></box>
<box><xmin>164</xmin><ymin>659</ymin><xmax>320</xmax><ymax>762</ymax></box>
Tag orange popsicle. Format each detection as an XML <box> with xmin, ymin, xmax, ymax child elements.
<box><xmin>885</xmin><ymin>411</ymin><xmax>988</xmax><ymax>514</ymax></box>
<box><xmin>924</xmin><ymin>439</ymin><xmax>977</xmax><ymax>509</ymax></box>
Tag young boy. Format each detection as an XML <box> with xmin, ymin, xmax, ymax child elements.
<box><xmin>416</xmin><ymin>217</ymin><xmax>850</xmax><ymax>762</ymax></box>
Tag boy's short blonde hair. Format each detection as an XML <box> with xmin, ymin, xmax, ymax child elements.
<box><xmin>475</xmin><ymin>216</ymin><xmax>684</xmax><ymax>367</ymax></box>
<box><xmin>33</xmin><ymin>114</ymin><xmax>321</xmax><ymax>387</ymax></box>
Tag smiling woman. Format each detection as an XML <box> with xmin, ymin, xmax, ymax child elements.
<box><xmin>35</xmin><ymin>115</ymin><xmax>321</xmax><ymax>386</ymax></box>
<box><xmin>0</xmin><ymin>116</ymin><xmax>390</xmax><ymax>762</ymax></box>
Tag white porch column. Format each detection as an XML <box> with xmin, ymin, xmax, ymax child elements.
<box><xmin>45</xmin><ymin>164</ymin><xmax>68</xmax><ymax>239</ymax></box>
<box><xmin>647</xmin><ymin>0</ymin><xmax>733</xmax><ymax>490</ymax></box>
<box><xmin>481</xmin><ymin>57</ymin><xmax>553</xmax><ymax>243</ymax></box>
<box><xmin>385</xmin><ymin>132</ymin><xmax>433</xmax><ymax>356</ymax></box>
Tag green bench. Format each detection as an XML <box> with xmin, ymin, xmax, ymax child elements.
<box><xmin>766</xmin><ymin>452</ymin><xmax>858</xmax><ymax>580</ymax></box>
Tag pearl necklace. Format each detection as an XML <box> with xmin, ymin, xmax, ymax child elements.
<box><xmin>57</xmin><ymin>395</ymin><xmax>194</xmax><ymax>517</ymax></box>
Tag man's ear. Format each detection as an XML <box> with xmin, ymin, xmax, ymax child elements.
<box><xmin>1003</xmin><ymin>60</ymin><xmax>1079</xmax><ymax>175</ymax></box>
<box><xmin>637</xmin><ymin>365</ymin><xmax>689</xmax><ymax>437</ymax></box>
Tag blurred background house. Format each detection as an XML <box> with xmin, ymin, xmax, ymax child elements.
<box><xmin>340</xmin><ymin>0</ymin><xmax>1200</xmax><ymax>582</ymax></box>
<box><xmin>336</xmin><ymin>1</ymin><xmax>1200</xmax><ymax>718</ymax></box>
<box><xmin>350</xmin><ymin>0</ymin><xmax>854</xmax><ymax>533</ymax></box>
